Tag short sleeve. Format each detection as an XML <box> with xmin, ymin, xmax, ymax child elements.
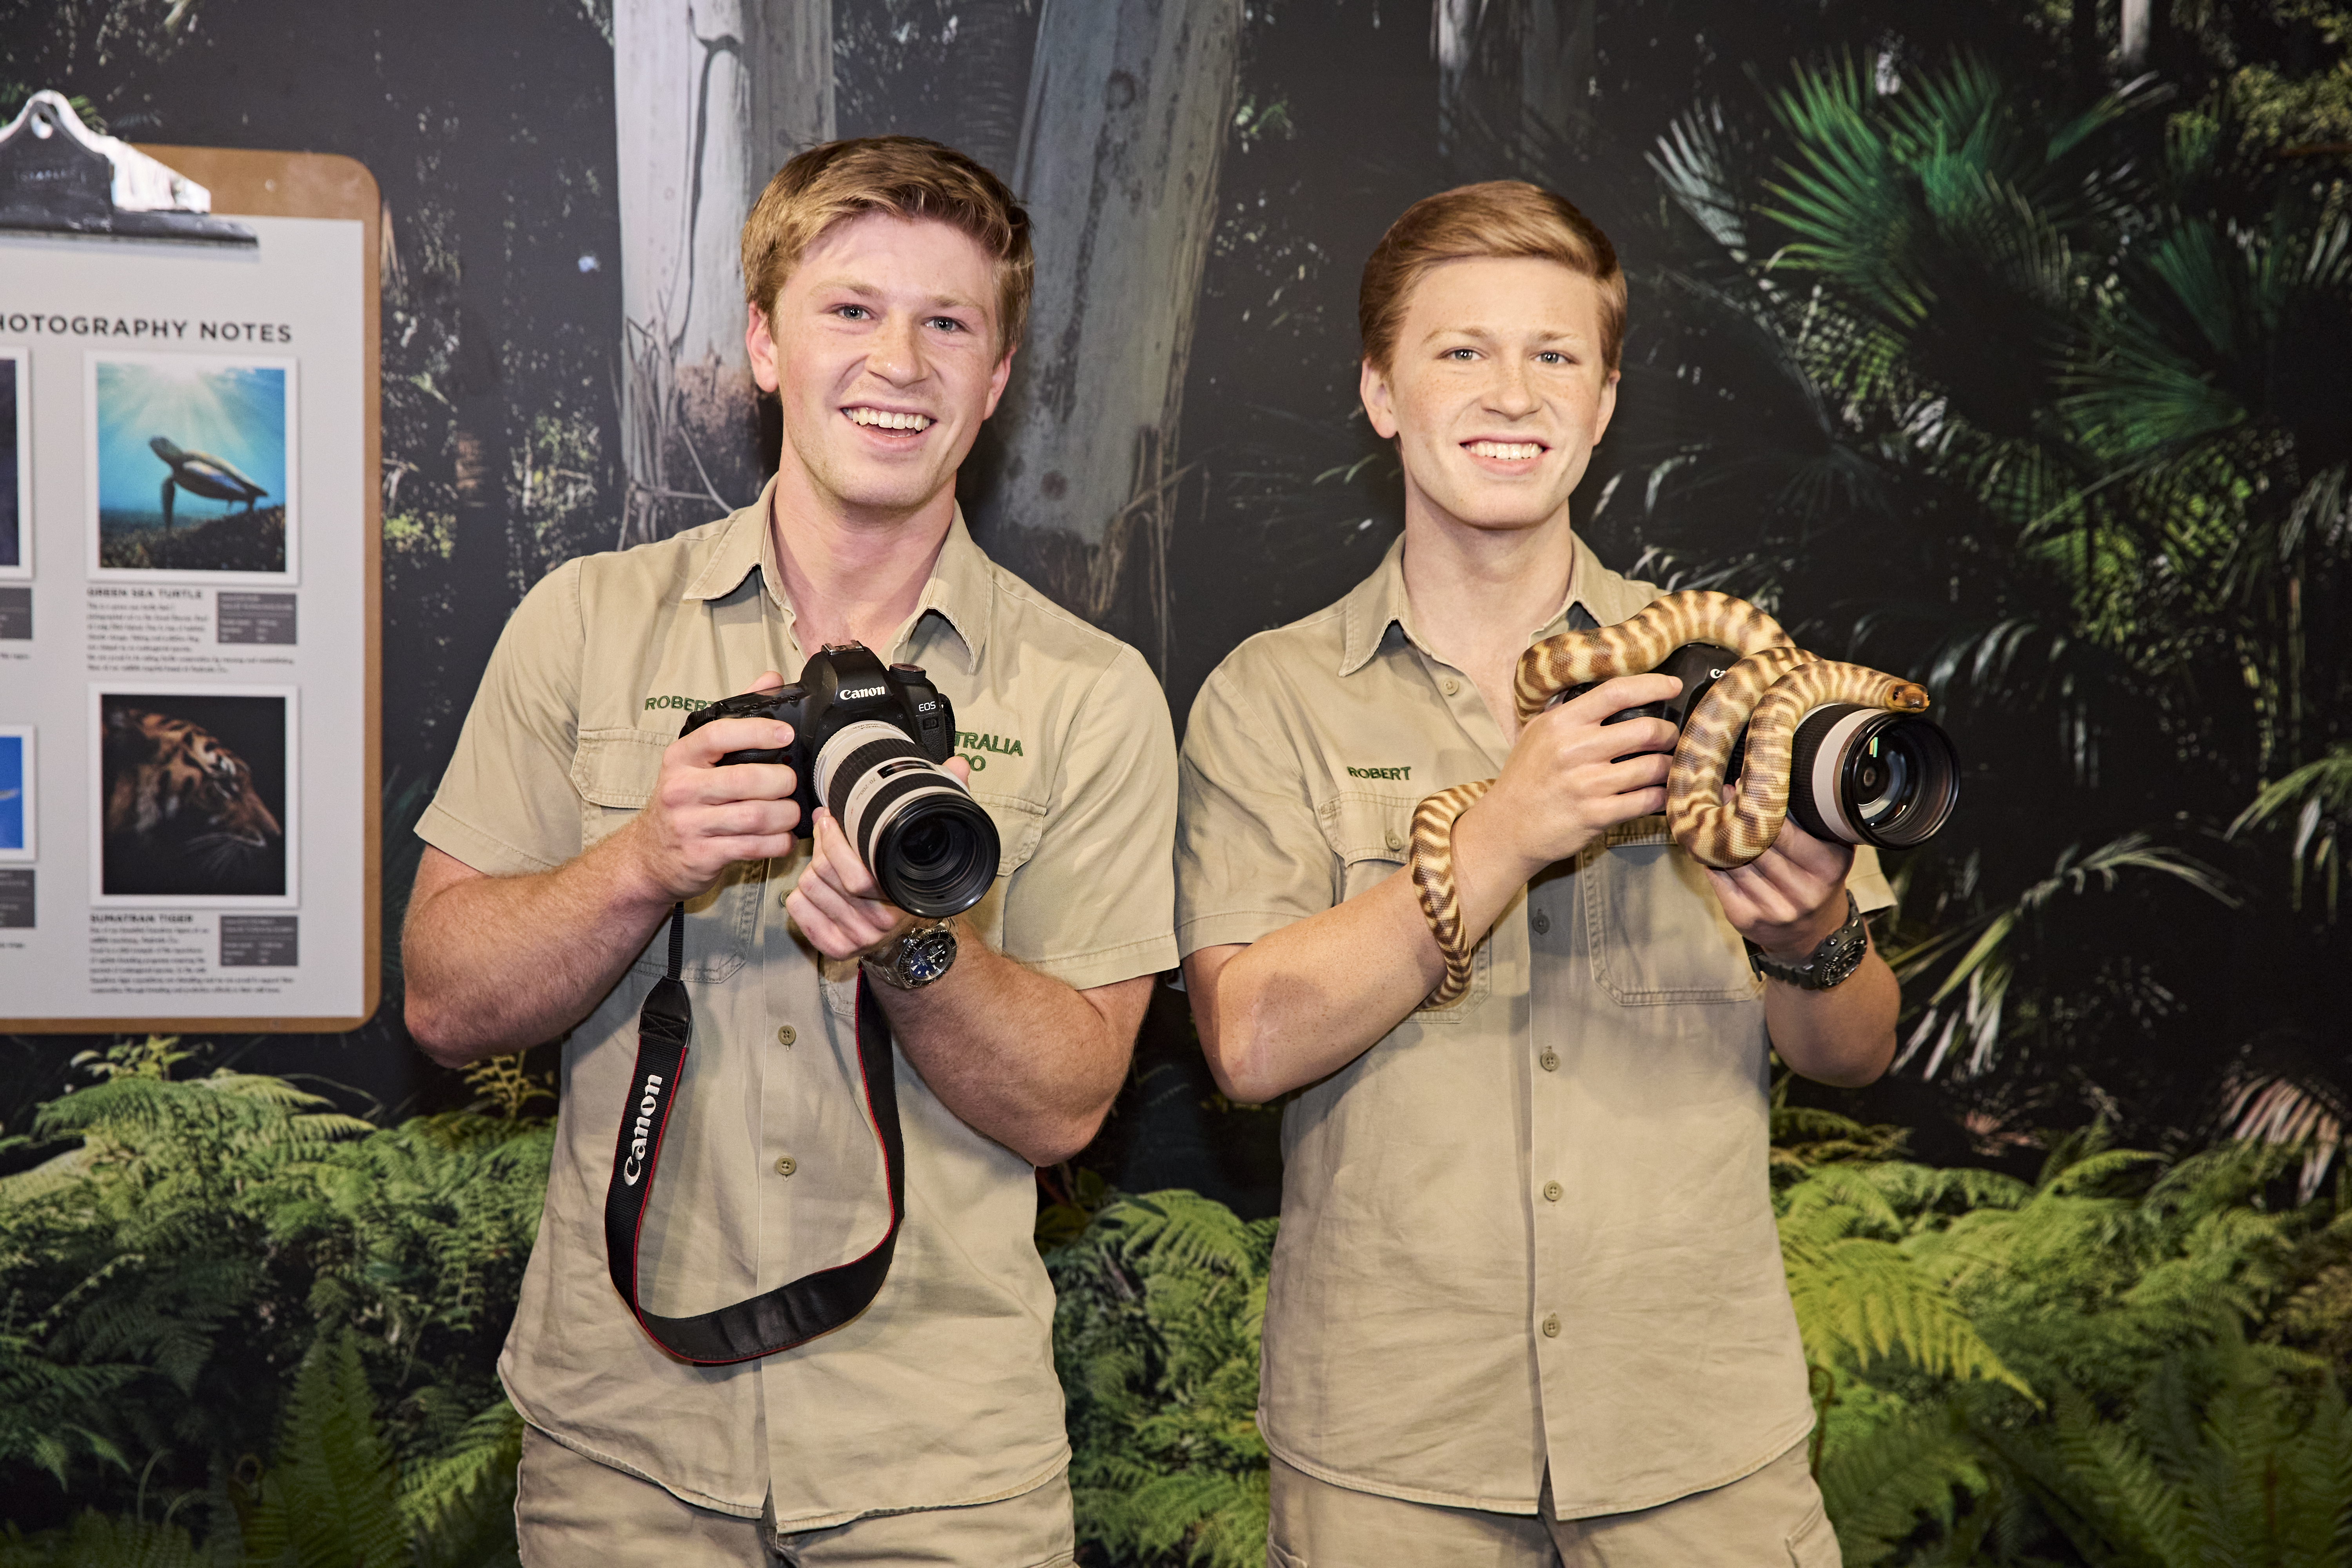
<box><xmin>1174</xmin><ymin>658</ymin><xmax>1332</xmax><ymax>956</ymax></box>
<box><xmin>998</xmin><ymin>646</ymin><xmax>1178</xmax><ymax>991</ymax></box>
<box><xmin>415</xmin><ymin>561</ymin><xmax>586</xmax><ymax>877</ymax></box>
<box><xmin>1849</xmin><ymin>845</ymin><xmax>1896</xmax><ymax>917</ymax></box>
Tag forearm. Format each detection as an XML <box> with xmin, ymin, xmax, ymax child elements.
<box><xmin>1194</xmin><ymin>791</ymin><xmax>1548</xmax><ymax>1103</ymax></box>
<box><xmin>402</xmin><ymin>836</ymin><xmax>679</xmax><ymax>1065</ymax></box>
<box><xmin>1763</xmin><ymin>932</ymin><xmax>1900</xmax><ymax>1087</ymax></box>
<box><xmin>1191</xmin><ymin>875</ymin><xmax>1434</xmax><ymax>1104</ymax></box>
<box><xmin>875</xmin><ymin>933</ymin><xmax>1145</xmax><ymax>1165</ymax></box>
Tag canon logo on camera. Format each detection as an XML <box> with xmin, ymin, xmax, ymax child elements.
<box><xmin>837</xmin><ymin>685</ymin><xmax>887</xmax><ymax>701</ymax></box>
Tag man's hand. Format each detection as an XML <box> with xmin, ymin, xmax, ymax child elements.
<box><xmin>787</xmin><ymin>756</ymin><xmax>976</xmax><ymax>960</ymax></box>
<box><xmin>622</xmin><ymin>669</ymin><xmax>803</xmax><ymax>903</ymax></box>
<box><xmin>1706</xmin><ymin>808</ymin><xmax>1855</xmax><ymax>960</ymax></box>
<box><xmin>1706</xmin><ymin>800</ymin><xmax>1898</xmax><ymax>1088</ymax></box>
<box><xmin>1457</xmin><ymin>672</ymin><xmax>1683</xmax><ymax>881</ymax></box>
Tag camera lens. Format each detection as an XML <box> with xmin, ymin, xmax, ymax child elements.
<box><xmin>873</xmin><ymin>793</ymin><xmax>998</xmax><ymax>917</ymax></box>
<box><xmin>1786</xmin><ymin>704</ymin><xmax>1960</xmax><ymax>849</ymax></box>
<box><xmin>813</xmin><ymin>720</ymin><xmax>1002</xmax><ymax>918</ymax></box>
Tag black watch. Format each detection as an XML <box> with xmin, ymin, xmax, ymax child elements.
<box><xmin>1746</xmin><ymin>893</ymin><xmax>1869</xmax><ymax>991</ymax></box>
<box><xmin>863</xmin><ymin>922</ymin><xmax>959</xmax><ymax>991</ymax></box>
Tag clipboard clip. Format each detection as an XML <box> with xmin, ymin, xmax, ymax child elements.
<box><xmin>0</xmin><ymin>91</ymin><xmax>256</xmax><ymax>247</ymax></box>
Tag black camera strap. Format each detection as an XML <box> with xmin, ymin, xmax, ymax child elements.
<box><xmin>602</xmin><ymin>904</ymin><xmax>906</xmax><ymax>1365</ymax></box>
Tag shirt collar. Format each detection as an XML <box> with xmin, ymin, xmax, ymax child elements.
<box><xmin>678</xmin><ymin>478</ymin><xmax>990</xmax><ymax>675</ymax></box>
<box><xmin>1338</xmin><ymin>528</ymin><xmax>1645</xmax><ymax>677</ymax></box>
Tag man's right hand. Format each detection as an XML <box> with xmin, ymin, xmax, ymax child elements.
<box><xmin>1460</xmin><ymin>671</ymin><xmax>1684</xmax><ymax>882</ymax></box>
<box><xmin>622</xmin><ymin>669</ymin><xmax>805</xmax><ymax>901</ymax></box>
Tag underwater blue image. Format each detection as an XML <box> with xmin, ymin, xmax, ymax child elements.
<box><xmin>0</xmin><ymin>735</ymin><xmax>23</xmax><ymax>851</ymax></box>
<box><xmin>94</xmin><ymin>360</ymin><xmax>289</xmax><ymax>570</ymax></box>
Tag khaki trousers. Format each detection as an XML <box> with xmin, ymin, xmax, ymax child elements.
<box><xmin>515</xmin><ymin>1425</ymin><xmax>1078</xmax><ymax>1567</ymax></box>
<box><xmin>1267</xmin><ymin>1441</ymin><xmax>1840</xmax><ymax>1568</ymax></box>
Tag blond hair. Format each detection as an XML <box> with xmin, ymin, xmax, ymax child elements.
<box><xmin>742</xmin><ymin>136</ymin><xmax>1033</xmax><ymax>354</ymax></box>
<box><xmin>1358</xmin><ymin>180</ymin><xmax>1626</xmax><ymax>375</ymax></box>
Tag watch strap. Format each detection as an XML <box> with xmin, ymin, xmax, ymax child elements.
<box><xmin>1746</xmin><ymin>892</ymin><xmax>1868</xmax><ymax>991</ymax></box>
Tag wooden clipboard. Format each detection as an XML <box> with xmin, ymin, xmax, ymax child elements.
<box><xmin>4</xmin><ymin>147</ymin><xmax>382</xmax><ymax>1034</ymax></box>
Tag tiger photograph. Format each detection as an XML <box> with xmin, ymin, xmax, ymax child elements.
<box><xmin>97</xmin><ymin>693</ymin><xmax>289</xmax><ymax>899</ymax></box>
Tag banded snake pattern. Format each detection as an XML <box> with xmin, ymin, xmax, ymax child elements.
<box><xmin>1408</xmin><ymin>590</ymin><xmax>1930</xmax><ymax>1008</ymax></box>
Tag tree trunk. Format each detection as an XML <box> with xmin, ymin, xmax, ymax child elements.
<box><xmin>975</xmin><ymin>0</ymin><xmax>1241</xmax><ymax>662</ymax></box>
<box><xmin>947</xmin><ymin>1</ymin><xmax>1038</xmax><ymax>175</ymax></box>
<box><xmin>1435</xmin><ymin>0</ymin><xmax>1595</xmax><ymax>177</ymax></box>
<box><xmin>613</xmin><ymin>0</ymin><xmax>832</xmax><ymax>544</ymax></box>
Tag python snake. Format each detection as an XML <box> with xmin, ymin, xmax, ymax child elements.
<box><xmin>1408</xmin><ymin>590</ymin><xmax>1929</xmax><ymax>1008</ymax></box>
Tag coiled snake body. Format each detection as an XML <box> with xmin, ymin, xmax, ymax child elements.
<box><xmin>1409</xmin><ymin>590</ymin><xmax>1929</xmax><ymax>1007</ymax></box>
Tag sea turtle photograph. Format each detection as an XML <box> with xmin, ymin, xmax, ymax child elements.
<box><xmin>89</xmin><ymin>355</ymin><xmax>293</xmax><ymax>574</ymax></box>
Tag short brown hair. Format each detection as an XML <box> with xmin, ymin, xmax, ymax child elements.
<box><xmin>1359</xmin><ymin>180</ymin><xmax>1626</xmax><ymax>375</ymax></box>
<box><xmin>742</xmin><ymin>136</ymin><xmax>1033</xmax><ymax>354</ymax></box>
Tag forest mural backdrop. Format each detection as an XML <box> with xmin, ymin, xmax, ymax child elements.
<box><xmin>2</xmin><ymin>1</ymin><xmax>2349</xmax><ymax>1563</ymax></box>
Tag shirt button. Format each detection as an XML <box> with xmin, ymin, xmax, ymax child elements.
<box><xmin>776</xmin><ymin>1025</ymin><xmax>796</xmax><ymax>1047</ymax></box>
<box><xmin>775</xmin><ymin>1155</ymin><xmax>797</xmax><ymax>1177</ymax></box>
<box><xmin>1541</xmin><ymin>1313</ymin><xmax>1561</xmax><ymax>1338</ymax></box>
<box><xmin>1385</xmin><ymin>829</ymin><xmax>1406</xmax><ymax>851</ymax></box>
<box><xmin>1539</xmin><ymin>1049</ymin><xmax>1560</xmax><ymax>1072</ymax></box>
<box><xmin>1543</xmin><ymin>1180</ymin><xmax>1563</xmax><ymax>1202</ymax></box>
<box><xmin>779</xmin><ymin>886</ymin><xmax>791</xmax><ymax>907</ymax></box>
<box><xmin>1442</xmin><ymin>677</ymin><xmax>1461</xmax><ymax>696</ymax></box>
<box><xmin>1531</xmin><ymin>911</ymin><xmax>1551</xmax><ymax>935</ymax></box>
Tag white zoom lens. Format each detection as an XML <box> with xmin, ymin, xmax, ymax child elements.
<box><xmin>1784</xmin><ymin>705</ymin><xmax>1961</xmax><ymax>849</ymax></box>
<box><xmin>812</xmin><ymin>720</ymin><xmax>1000</xmax><ymax>918</ymax></box>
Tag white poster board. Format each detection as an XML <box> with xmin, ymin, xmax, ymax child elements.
<box><xmin>0</xmin><ymin>155</ymin><xmax>379</xmax><ymax>1031</ymax></box>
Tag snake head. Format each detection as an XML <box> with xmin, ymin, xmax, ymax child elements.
<box><xmin>1885</xmin><ymin>682</ymin><xmax>1931</xmax><ymax>712</ymax></box>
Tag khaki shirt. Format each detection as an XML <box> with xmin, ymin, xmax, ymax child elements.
<box><xmin>417</xmin><ymin>484</ymin><xmax>1178</xmax><ymax>1526</ymax></box>
<box><xmin>1174</xmin><ymin>533</ymin><xmax>1893</xmax><ymax>1519</ymax></box>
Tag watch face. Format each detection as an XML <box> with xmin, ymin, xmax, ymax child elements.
<box><xmin>901</xmin><ymin>929</ymin><xmax>956</xmax><ymax>985</ymax></box>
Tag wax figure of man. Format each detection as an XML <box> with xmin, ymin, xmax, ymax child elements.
<box><xmin>1176</xmin><ymin>182</ymin><xmax>1900</xmax><ymax>1566</ymax></box>
<box><xmin>403</xmin><ymin>137</ymin><xmax>1178</xmax><ymax>1565</ymax></box>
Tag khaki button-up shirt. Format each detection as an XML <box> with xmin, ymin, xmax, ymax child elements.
<box><xmin>417</xmin><ymin>485</ymin><xmax>1178</xmax><ymax>1526</ymax></box>
<box><xmin>1174</xmin><ymin>533</ymin><xmax>1893</xmax><ymax>1519</ymax></box>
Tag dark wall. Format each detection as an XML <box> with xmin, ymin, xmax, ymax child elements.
<box><xmin>5</xmin><ymin>0</ymin><xmax>2349</xmax><ymax>1215</ymax></box>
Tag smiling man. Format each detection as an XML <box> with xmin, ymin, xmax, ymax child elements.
<box><xmin>401</xmin><ymin>138</ymin><xmax>1177</xmax><ymax>1565</ymax></box>
<box><xmin>1176</xmin><ymin>183</ymin><xmax>1898</xmax><ymax>1564</ymax></box>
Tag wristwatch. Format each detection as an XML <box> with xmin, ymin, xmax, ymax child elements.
<box><xmin>1746</xmin><ymin>893</ymin><xmax>1869</xmax><ymax>991</ymax></box>
<box><xmin>863</xmin><ymin>922</ymin><xmax>959</xmax><ymax>991</ymax></box>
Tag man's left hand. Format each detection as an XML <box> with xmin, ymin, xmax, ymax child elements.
<box><xmin>785</xmin><ymin>756</ymin><xmax>975</xmax><ymax>961</ymax></box>
<box><xmin>1706</xmin><ymin>807</ymin><xmax>1853</xmax><ymax>962</ymax></box>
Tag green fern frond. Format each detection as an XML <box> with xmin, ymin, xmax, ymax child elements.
<box><xmin>1782</xmin><ymin>1225</ymin><xmax>2034</xmax><ymax>1396</ymax></box>
<box><xmin>241</xmin><ymin>1334</ymin><xmax>412</xmax><ymax>1568</ymax></box>
<box><xmin>0</xmin><ymin>1510</ymin><xmax>209</xmax><ymax>1568</ymax></box>
<box><xmin>395</xmin><ymin>1394</ymin><xmax>521</xmax><ymax>1545</ymax></box>
<box><xmin>1817</xmin><ymin>1405</ymin><xmax>1981</xmax><ymax>1566</ymax></box>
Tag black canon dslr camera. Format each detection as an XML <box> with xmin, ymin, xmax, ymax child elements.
<box><xmin>1575</xmin><ymin>642</ymin><xmax>1962</xmax><ymax>850</ymax></box>
<box><xmin>681</xmin><ymin>644</ymin><xmax>1000</xmax><ymax>918</ymax></box>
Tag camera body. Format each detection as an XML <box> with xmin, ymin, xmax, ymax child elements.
<box><xmin>1583</xmin><ymin>641</ymin><xmax>1740</xmax><ymax>734</ymax></box>
<box><xmin>681</xmin><ymin>644</ymin><xmax>1000</xmax><ymax>918</ymax></box>
<box><xmin>1570</xmin><ymin>642</ymin><xmax>1962</xmax><ymax>851</ymax></box>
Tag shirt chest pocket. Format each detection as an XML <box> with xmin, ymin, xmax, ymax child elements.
<box><xmin>1316</xmin><ymin>791</ymin><xmax>1488</xmax><ymax>1019</ymax></box>
<box><xmin>1583</xmin><ymin>819</ymin><xmax>1760</xmax><ymax>1005</ymax></box>
<box><xmin>573</xmin><ymin>727</ymin><xmax>752</xmax><ymax>984</ymax></box>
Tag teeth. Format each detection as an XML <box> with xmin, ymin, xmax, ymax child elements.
<box><xmin>1468</xmin><ymin>441</ymin><xmax>1542</xmax><ymax>461</ymax></box>
<box><xmin>848</xmin><ymin>407</ymin><xmax>933</xmax><ymax>431</ymax></box>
